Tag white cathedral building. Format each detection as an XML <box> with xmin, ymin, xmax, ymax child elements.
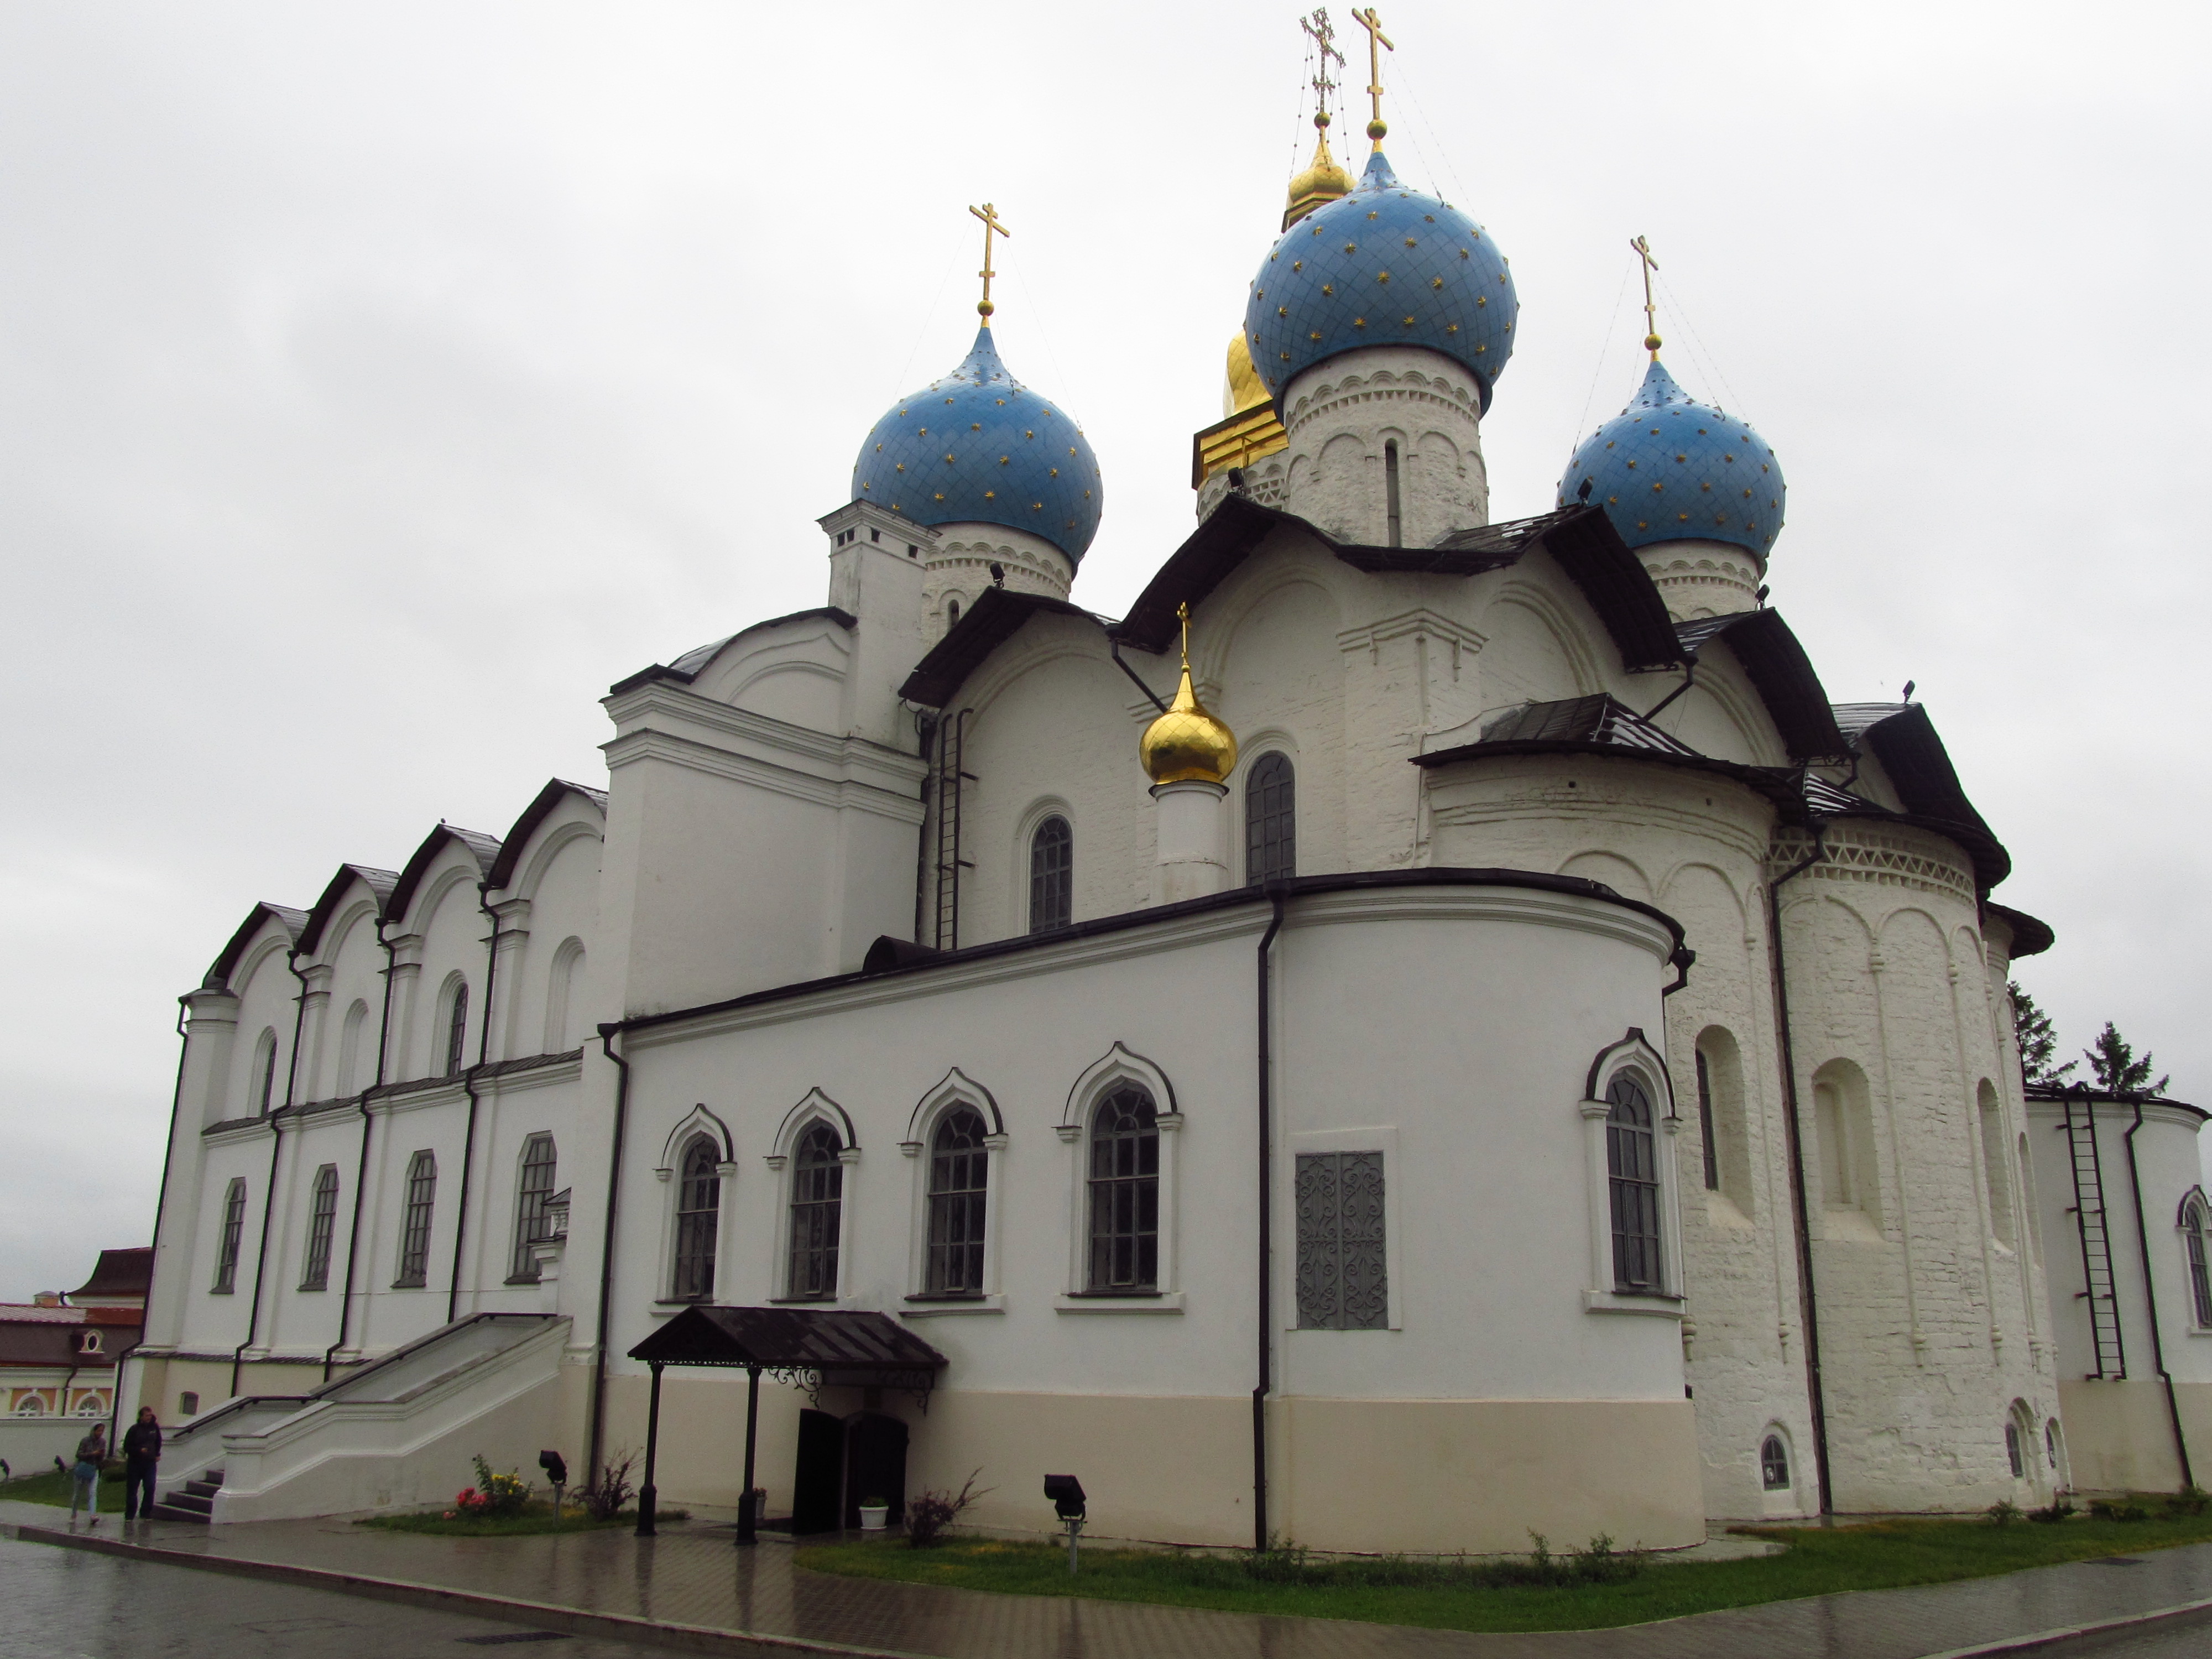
<box><xmin>127</xmin><ymin>67</ymin><xmax>2212</xmax><ymax>1553</ymax></box>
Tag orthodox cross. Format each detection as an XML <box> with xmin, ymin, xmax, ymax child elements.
<box><xmin>1350</xmin><ymin>8</ymin><xmax>1393</xmax><ymax>148</ymax></box>
<box><xmin>970</xmin><ymin>202</ymin><xmax>1011</xmax><ymax>321</ymax></box>
<box><xmin>1177</xmin><ymin>601</ymin><xmax>1192</xmax><ymax>667</ymax></box>
<box><xmin>1301</xmin><ymin>9</ymin><xmax>1345</xmax><ymax>127</ymax></box>
<box><xmin>1631</xmin><ymin>234</ymin><xmax>1661</xmax><ymax>357</ymax></box>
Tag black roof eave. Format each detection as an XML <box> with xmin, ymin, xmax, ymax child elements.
<box><xmin>295</xmin><ymin>863</ymin><xmax>401</xmax><ymax>957</ymax></box>
<box><xmin>609</xmin><ymin>607</ymin><xmax>857</xmax><ymax>698</ymax></box>
<box><xmin>1987</xmin><ymin>901</ymin><xmax>2056</xmax><ymax>960</ymax></box>
<box><xmin>627</xmin><ymin>1303</ymin><xmax>950</xmax><ymax>1374</ymax></box>
<box><xmin>1413</xmin><ymin>737</ymin><xmax>1815</xmax><ymax>820</ymax></box>
<box><xmin>1675</xmin><ymin>611</ymin><xmax>1849</xmax><ymax>760</ymax></box>
<box><xmin>204</xmin><ymin>901</ymin><xmax>310</xmax><ymax>990</ymax></box>
<box><xmin>896</xmin><ymin>587</ymin><xmax>1107</xmax><ymax>708</ymax></box>
<box><xmin>484</xmin><ymin>779</ymin><xmax>609</xmax><ymax>891</ymax></box>
<box><xmin>383</xmin><ymin>824</ymin><xmax>503</xmax><ymax>925</ymax></box>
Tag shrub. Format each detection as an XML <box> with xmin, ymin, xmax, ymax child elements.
<box><xmin>905</xmin><ymin>1469</ymin><xmax>992</xmax><ymax>1548</ymax></box>
<box><xmin>1985</xmin><ymin>1500</ymin><xmax>2023</xmax><ymax>1527</ymax></box>
<box><xmin>2088</xmin><ymin>1498</ymin><xmax>2150</xmax><ymax>1523</ymax></box>
<box><xmin>579</xmin><ymin>1451</ymin><xmax>638</xmax><ymax>1521</ymax></box>
<box><xmin>2028</xmin><ymin>1499</ymin><xmax>2077</xmax><ymax>1524</ymax></box>
<box><xmin>1238</xmin><ymin>1531</ymin><xmax>1644</xmax><ymax>1590</ymax></box>
<box><xmin>2167</xmin><ymin>1486</ymin><xmax>2210</xmax><ymax>1518</ymax></box>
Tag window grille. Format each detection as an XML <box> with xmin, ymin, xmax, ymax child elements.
<box><xmin>212</xmin><ymin>1177</ymin><xmax>247</xmax><ymax>1293</ymax></box>
<box><xmin>444</xmin><ymin>983</ymin><xmax>470</xmax><ymax>1078</ymax></box>
<box><xmin>1760</xmin><ymin>1435</ymin><xmax>1790</xmax><ymax>1490</ymax></box>
<box><xmin>1606</xmin><ymin>1073</ymin><xmax>1663</xmax><ymax>1292</ymax></box>
<box><xmin>1695</xmin><ymin>1048</ymin><xmax>1719</xmax><ymax>1191</ymax></box>
<box><xmin>510</xmin><ymin>1134</ymin><xmax>559</xmax><ymax>1282</ymax></box>
<box><xmin>394</xmin><ymin>1151</ymin><xmax>437</xmax><ymax>1287</ymax></box>
<box><xmin>2189</xmin><ymin>1203</ymin><xmax>2212</xmax><ymax>1327</ymax></box>
<box><xmin>301</xmin><ymin>1164</ymin><xmax>339</xmax><ymax>1290</ymax></box>
<box><xmin>1029</xmin><ymin>816</ymin><xmax>1073</xmax><ymax>933</ymax></box>
<box><xmin>1087</xmin><ymin>1086</ymin><xmax>1159</xmax><ymax>1291</ymax></box>
<box><xmin>254</xmin><ymin>1031</ymin><xmax>279</xmax><ymax>1115</ymax></box>
<box><xmin>786</xmin><ymin>1124</ymin><xmax>844</xmax><ymax>1300</ymax></box>
<box><xmin>1245</xmin><ymin>753</ymin><xmax>1296</xmax><ymax>884</ymax></box>
<box><xmin>1295</xmin><ymin>1151</ymin><xmax>1387</xmax><ymax>1329</ymax></box>
<box><xmin>672</xmin><ymin>1136</ymin><xmax>719</xmax><ymax>1300</ymax></box>
<box><xmin>927</xmin><ymin>1108</ymin><xmax>989</xmax><ymax>1294</ymax></box>
<box><xmin>2005</xmin><ymin>1421</ymin><xmax>2024</xmax><ymax>1478</ymax></box>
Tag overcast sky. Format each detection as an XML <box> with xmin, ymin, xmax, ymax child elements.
<box><xmin>2</xmin><ymin>2</ymin><xmax>2204</xmax><ymax>1301</ymax></box>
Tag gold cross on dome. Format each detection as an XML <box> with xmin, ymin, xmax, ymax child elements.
<box><xmin>969</xmin><ymin>202</ymin><xmax>1011</xmax><ymax>322</ymax></box>
<box><xmin>1302</xmin><ymin>9</ymin><xmax>1346</xmax><ymax>125</ymax></box>
<box><xmin>1350</xmin><ymin>8</ymin><xmax>1393</xmax><ymax>149</ymax></box>
<box><xmin>1177</xmin><ymin>601</ymin><xmax>1192</xmax><ymax>667</ymax></box>
<box><xmin>1631</xmin><ymin>234</ymin><xmax>1662</xmax><ymax>358</ymax></box>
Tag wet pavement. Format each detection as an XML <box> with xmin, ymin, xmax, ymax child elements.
<box><xmin>6</xmin><ymin>1500</ymin><xmax>2212</xmax><ymax>1658</ymax></box>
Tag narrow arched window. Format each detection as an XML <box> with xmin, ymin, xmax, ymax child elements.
<box><xmin>927</xmin><ymin>1108</ymin><xmax>989</xmax><ymax>1295</ymax></box>
<box><xmin>1605</xmin><ymin>1073</ymin><xmax>1662</xmax><ymax>1292</ymax></box>
<box><xmin>1029</xmin><ymin>816</ymin><xmax>1073</xmax><ymax>933</ymax></box>
<box><xmin>1383</xmin><ymin>439</ymin><xmax>1403</xmax><ymax>547</ymax></box>
<box><xmin>394</xmin><ymin>1150</ymin><xmax>437</xmax><ymax>1287</ymax></box>
<box><xmin>672</xmin><ymin>1136</ymin><xmax>719</xmax><ymax>1300</ymax></box>
<box><xmin>2005</xmin><ymin>1420</ymin><xmax>2025</xmax><ymax>1478</ymax></box>
<box><xmin>212</xmin><ymin>1177</ymin><xmax>248</xmax><ymax>1293</ymax></box>
<box><xmin>336</xmin><ymin>1000</ymin><xmax>370</xmax><ymax>1097</ymax></box>
<box><xmin>787</xmin><ymin>1124</ymin><xmax>844</xmax><ymax>1300</ymax></box>
<box><xmin>444</xmin><ymin>983</ymin><xmax>470</xmax><ymax>1078</ymax></box>
<box><xmin>2187</xmin><ymin>1201</ymin><xmax>2212</xmax><ymax>1327</ymax></box>
<box><xmin>1088</xmin><ymin>1086</ymin><xmax>1159</xmax><ymax>1292</ymax></box>
<box><xmin>1245</xmin><ymin>753</ymin><xmax>1296</xmax><ymax>884</ymax></box>
<box><xmin>300</xmin><ymin>1164</ymin><xmax>340</xmax><ymax>1290</ymax></box>
<box><xmin>1695</xmin><ymin>1048</ymin><xmax>1719</xmax><ymax>1191</ymax></box>
<box><xmin>510</xmin><ymin>1134</ymin><xmax>559</xmax><ymax>1282</ymax></box>
<box><xmin>946</xmin><ymin>597</ymin><xmax>962</xmax><ymax>627</ymax></box>
<box><xmin>1760</xmin><ymin>1435</ymin><xmax>1790</xmax><ymax>1491</ymax></box>
<box><xmin>254</xmin><ymin>1029</ymin><xmax>279</xmax><ymax>1115</ymax></box>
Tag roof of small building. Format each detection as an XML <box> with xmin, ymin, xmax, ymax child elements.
<box><xmin>204</xmin><ymin>901</ymin><xmax>310</xmax><ymax>990</ymax></box>
<box><xmin>383</xmin><ymin>823</ymin><xmax>504</xmax><ymax>924</ymax></box>
<box><xmin>66</xmin><ymin>1248</ymin><xmax>152</xmax><ymax>1302</ymax></box>
<box><xmin>609</xmin><ymin>608</ymin><xmax>855</xmax><ymax>699</ymax></box>
<box><xmin>485</xmin><ymin>779</ymin><xmax>610</xmax><ymax>890</ymax></box>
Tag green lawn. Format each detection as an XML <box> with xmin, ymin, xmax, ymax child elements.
<box><xmin>0</xmin><ymin>1467</ymin><xmax>128</xmax><ymax>1514</ymax></box>
<box><xmin>357</xmin><ymin>1503</ymin><xmax>684</xmax><ymax>1538</ymax></box>
<box><xmin>797</xmin><ymin>1512</ymin><xmax>2212</xmax><ymax>1635</ymax></box>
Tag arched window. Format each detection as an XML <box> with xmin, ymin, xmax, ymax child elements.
<box><xmin>2187</xmin><ymin>1198</ymin><xmax>2212</xmax><ymax>1328</ymax></box>
<box><xmin>253</xmin><ymin>1029</ymin><xmax>279</xmax><ymax>1115</ymax></box>
<box><xmin>14</xmin><ymin>1395</ymin><xmax>45</xmax><ymax>1416</ymax></box>
<box><xmin>672</xmin><ymin>1136</ymin><xmax>719</xmax><ymax>1300</ymax></box>
<box><xmin>787</xmin><ymin>1124</ymin><xmax>844</xmax><ymax>1300</ymax></box>
<box><xmin>1760</xmin><ymin>1434</ymin><xmax>1791</xmax><ymax>1491</ymax></box>
<box><xmin>300</xmin><ymin>1164</ymin><xmax>340</xmax><ymax>1290</ymax></box>
<box><xmin>336</xmin><ymin>1000</ymin><xmax>369</xmax><ymax>1097</ymax></box>
<box><xmin>927</xmin><ymin>1108</ymin><xmax>989</xmax><ymax>1295</ymax></box>
<box><xmin>1245</xmin><ymin>753</ymin><xmax>1296</xmax><ymax>884</ymax></box>
<box><xmin>1088</xmin><ymin>1086</ymin><xmax>1160</xmax><ymax>1291</ymax></box>
<box><xmin>2045</xmin><ymin>1419</ymin><xmax>2062</xmax><ymax>1470</ymax></box>
<box><xmin>946</xmin><ymin>597</ymin><xmax>962</xmax><ymax>628</ymax></box>
<box><xmin>1978</xmin><ymin>1082</ymin><xmax>2015</xmax><ymax>1246</ymax></box>
<box><xmin>1695</xmin><ymin>1049</ymin><xmax>1719</xmax><ymax>1192</ymax></box>
<box><xmin>510</xmin><ymin>1134</ymin><xmax>559</xmax><ymax>1283</ymax></box>
<box><xmin>2005</xmin><ymin>1420</ymin><xmax>2025</xmax><ymax>1479</ymax></box>
<box><xmin>444</xmin><ymin>983</ymin><xmax>470</xmax><ymax>1078</ymax></box>
<box><xmin>1605</xmin><ymin>1072</ymin><xmax>1662</xmax><ymax>1292</ymax></box>
<box><xmin>546</xmin><ymin>941</ymin><xmax>586</xmax><ymax>1053</ymax></box>
<box><xmin>1383</xmin><ymin>438</ymin><xmax>1404</xmax><ymax>547</ymax></box>
<box><xmin>394</xmin><ymin>1151</ymin><xmax>437</xmax><ymax>1287</ymax></box>
<box><xmin>1029</xmin><ymin>817</ymin><xmax>1073</xmax><ymax>934</ymax></box>
<box><xmin>212</xmin><ymin>1177</ymin><xmax>248</xmax><ymax>1293</ymax></box>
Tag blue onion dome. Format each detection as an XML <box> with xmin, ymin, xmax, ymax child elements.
<box><xmin>851</xmin><ymin>327</ymin><xmax>1103</xmax><ymax>564</ymax></box>
<box><xmin>1241</xmin><ymin>150</ymin><xmax>1517</xmax><ymax>414</ymax></box>
<box><xmin>1557</xmin><ymin>358</ymin><xmax>1785</xmax><ymax>557</ymax></box>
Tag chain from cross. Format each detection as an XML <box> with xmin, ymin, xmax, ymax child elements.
<box><xmin>1301</xmin><ymin>9</ymin><xmax>1345</xmax><ymax>125</ymax></box>
<box><xmin>1350</xmin><ymin>7</ymin><xmax>1392</xmax><ymax>147</ymax></box>
<box><xmin>969</xmin><ymin>202</ymin><xmax>1011</xmax><ymax>321</ymax></box>
<box><xmin>1630</xmin><ymin>234</ymin><xmax>1662</xmax><ymax>357</ymax></box>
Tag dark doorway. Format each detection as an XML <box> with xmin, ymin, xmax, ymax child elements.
<box><xmin>843</xmin><ymin>1412</ymin><xmax>909</xmax><ymax>1529</ymax></box>
<box><xmin>790</xmin><ymin>1407</ymin><xmax>843</xmax><ymax>1535</ymax></box>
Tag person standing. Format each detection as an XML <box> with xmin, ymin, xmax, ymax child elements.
<box><xmin>121</xmin><ymin>1408</ymin><xmax>161</xmax><ymax>1521</ymax></box>
<box><xmin>67</xmin><ymin>1422</ymin><xmax>106</xmax><ymax>1525</ymax></box>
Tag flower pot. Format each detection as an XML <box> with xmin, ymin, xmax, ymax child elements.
<box><xmin>858</xmin><ymin>1504</ymin><xmax>890</xmax><ymax>1531</ymax></box>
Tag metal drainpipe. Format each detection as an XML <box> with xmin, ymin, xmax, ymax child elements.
<box><xmin>445</xmin><ymin>888</ymin><xmax>503</xmax><ymax>1323</ymax></box>
<box><xmin>586</xmin><ymin>1024</ymin><xmax>634</xmax><ymax>1485</ymax></box>
<box><xmin>232</xmin><ymin>949</ymin><xmax>310</xmax><ymax>1397</ymax></box>
<box><xmin>1767</xmin><ymin>823</ymin><xmax>1835</xmax><ymax>1515</ymax></box>
<box><xmin>2124</xmin><ymin>1097</ymin><xmax>2196</xmax><ymax>1490</ymax></box>
<box><xmin>326</xmin><ymin>921</ymin><xmax>400</xmax><ymax>1381</ymax></box>
<box><xmin>126</xmin><ymin>998</ymin><xmax>193</xmax><ymax>1438</ymax></box>
<box><xmin>1251</xmin><ymin>886</ymin><xmax>1287</xmax><ymax>1554</ymax></box>
<box><xmin>911</xmin><ymin>707</ymin><xmax>937</xmax><ymax>946</ymax></box>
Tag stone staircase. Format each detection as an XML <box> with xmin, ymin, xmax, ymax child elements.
<box><xmin>151</xmin><ymin>1465</ymin><xmax>222</xmax><ymax>1523</ymax></box>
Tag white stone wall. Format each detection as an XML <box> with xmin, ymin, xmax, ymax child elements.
<box><xmin>1276</xmin><ymin>347</ymin><xmax>1489</xmax><ymax>546</ymax></box>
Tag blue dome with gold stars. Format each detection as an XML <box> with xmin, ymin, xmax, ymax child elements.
<box><xmin>1557</xmin><ymin>358</ymin><xmax>1785</xmax><ymax>558</ymax></box>
<box><xmin>851</xmin><ymin>327</ymin><xmax>1103</xmax><ymax>565</ymax></box>
<box><xmin>1243</xmin><ymin>150</ymin><xmax>1517</xmax><ymax>413</ymax></box>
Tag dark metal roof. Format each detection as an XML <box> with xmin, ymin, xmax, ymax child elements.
<box><xmin>2024</xmin><ymin>1081</ymin><xmax>2204</xmax><ymax>1121</ymax></box>
<box><xmin>1475</xmin><ymin>694</ymin><xmax>1695</xmax><ymax>754</ymax></box>
<box><xmin>1832</xmin><ymin>702</ymin><xmax>2009</xmax><ymax>890</ymax></box>
<box><xmin>484</xmin><ymin>779</ymin><xmax>608</xmax><ymax>891</ymax></box>
<box><xmin>1414</xmin><ymin>728</ymin><xmax>1815</xmax><ymax>819</ymax></box>
<box><xmin>67</xmin><ymin>1248</ymin><xmax>153</xmax><ymax>1301</ymax></box>
<box><xmin>383</xmin><ymin>824</ymin><xmax>504</xmax><ymax>924</ymax></box>
<box><xmin>609</xmin><ymin>608</ymin><xmax>856</xmax><ymax>698</ymax></box>
<box><xmin>296</xmin><ymin>864</ymin><xmax>401</xmax><ymax>957</ymax></box>
<box><xmin>1673</xmin><ymin>611</ymin><xmax>1848</xmax><ymax>760</ymax></box>
<box><xmin>897</xmin><ymin>587</ymin><xmax>1107</xmax><ymax>709</ymax></box>
<box><xmin>1987</xmin><ymin>902</ymin><xmax>2056</xmax><ymax>959</ymax></box>
<box><xmin>204</xmin><ymin>902</ymin><xmax>310</xmax><ymax>990</ymax></box>
<box><xmin>628</xmin><ymin>1305</ymin><xmax>948</xmax><ymax>1376</ymax></box>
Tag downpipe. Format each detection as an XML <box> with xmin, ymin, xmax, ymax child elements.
<box><xmin>2124</xmin><ymin>1098</ymin><xmax>2196</xmax><ymax>1490</ymax></box>
<box><xmin>445</xmin><ymin>887</ymin><xmax>505</xmax><ymax>1323</ymax></box>
<box><xmin>1252</xmin><ymin>886</ymin><xmax>1287</xmax><ymax>1553</ymax></box>
<box><xmin>586</xmin><ymin>1025</ymin><xmax>634</xmax><ymax>1485</ymax></box>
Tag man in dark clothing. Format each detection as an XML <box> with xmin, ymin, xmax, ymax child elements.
<box><xmin>121</xmin><ymin>1408</ymin><xmax>160</xmax><ymax>1521</ymax></box>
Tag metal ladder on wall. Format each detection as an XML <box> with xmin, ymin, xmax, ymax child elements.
<box><xmin>2060</xmin><ymin>1095</ymin><xmax>2127</xmax><ymax>1379</ymax></box>
<box><xmin>931</xmin><ymin>710</ymin><xmax>974</xmax><ymax>950</ymax></box>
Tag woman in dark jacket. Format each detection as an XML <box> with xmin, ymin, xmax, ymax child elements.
<box><xmin>121</xmin><ymin>1408</ymin><xmax>160</xmax><ymax>1521</ymax></box>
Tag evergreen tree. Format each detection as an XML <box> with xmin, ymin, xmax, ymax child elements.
<box><xmin>2083</xmin><ymin>1021</ymin><xmax>2169</xmax><ymax>1097</ymax></box>
<box><xmin>2010</xmin><ymin>981</ymin><xmax>2075</xmax><ymax>1087</ymax></box>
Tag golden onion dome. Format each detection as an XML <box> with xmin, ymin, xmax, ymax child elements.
<box><xmin>1282</xmin><ymin>117</ymin><xmax>1353</xmax><ymax>230</ymax></box>
<box><xmin>1223</xmin><ymin>331</ymin><xmax>1271</xmax><ymax>419</ymax></box>
<box><xmin>1140</xmin><ymin>610</ymin><xmax>1238</xmax><ymax>785</ymax></box>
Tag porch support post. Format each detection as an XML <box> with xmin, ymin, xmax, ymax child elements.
<box><xmin>737</xmin><ymin>1364</ymin><xmax>761</xmax><ymax>1546</ymax></box>
<box><xmin>636</xmin><ymin>1361</ymin><xmax>663</xmax><ymax>1537</ymax></box>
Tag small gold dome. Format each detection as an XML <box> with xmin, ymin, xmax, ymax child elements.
<box><xmin>1223</xmin><ymin>332</ymin><xmax>1271</xmax><ymax>419</ymax></box>
<box><xmin>1140</xmin><ymin>662</ymin><xmax>1238</xmax><ymax>786</ymax></box>
<box><xmin>1283</xmin><ymin>124</ymin><xmax>1353</xmax><ymax>230</ymax></box>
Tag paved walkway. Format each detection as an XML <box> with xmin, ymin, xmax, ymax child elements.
<box><xmin>6</xmin><ymin>1500</ymin><xmax>2212</xmax><ymax>1659</ymax></box>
